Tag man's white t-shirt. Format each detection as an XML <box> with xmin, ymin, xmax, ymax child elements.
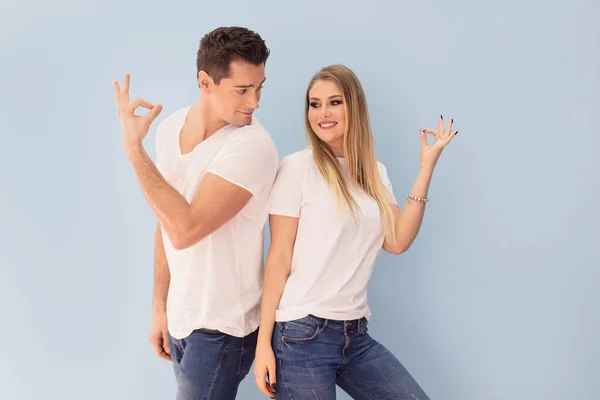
<box><xmin>269</xmin><ymin>148</ymin><xmax>398</xmax><ymax>322</ymax></box>
<box><xmin>155</xmin><ymin>105</ymin><xmax>279</xmax><ymax>339</ymax></box>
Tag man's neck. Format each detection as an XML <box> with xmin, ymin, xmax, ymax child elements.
<box><xmin>189</xmin><ymin>98</ymin><xmax>230</xmax><ymax>140</ymax></box>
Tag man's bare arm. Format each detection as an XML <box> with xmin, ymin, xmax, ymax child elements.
<box><xmin>125</xmin><ymin>143</ymin><xmax>253</xmax><ymax>250</ymax></box>
<box><xmin>113</xmin><ymin>74</ymin><xmax>253</xmax><ymax>251</ymax></box>
<box><xmin>152</xmin><ymin>222</ymin><xmax>170</xmax><ymax>313</ymax></box>
<box><xmin>149</xmin><ymin>222</ymin><xmax>171</xmax><ymax>361</ymax></box>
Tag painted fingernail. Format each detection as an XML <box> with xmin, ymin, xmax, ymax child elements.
<box><xmin>440</xmin><ymin>115</ymin><xmax>443</xmax><ymax>120</ymax></box>
<box><xmin>271</xmin><ymin>383</ymin><xmax>277</xmax><ymax>392</ymax></box>
<box><xmin>455</xmin><ymin>131</ymin><xmax>459</xmax><ymax>135</ymax></box>
<box><xmin>451</xmin><ymin>119</ymin><xmax>454</xmax><ymax>123</ymax></box>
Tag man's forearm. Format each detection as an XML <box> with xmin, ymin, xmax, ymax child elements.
<box><xmin>152</xmin><ymin>222</ymin><xmax>170</xmax><ymax>313</ymax></box>
<box><xmin>125</xmin><ymin>143</ymin><xmax>191</xmax><ymax>237</ymax></box>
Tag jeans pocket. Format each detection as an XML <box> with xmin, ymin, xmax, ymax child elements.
<box><xmin>281</xmin><ymin>316</ymin><xmax>321</xmax><ymax>344</ymax></box>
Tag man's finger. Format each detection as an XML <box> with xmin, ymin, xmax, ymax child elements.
<box><xmin>162</xmin><ymin>331</ymin><xmax>171</xmax><ymax>356</ymax></box>
<box><xmin>122</xmin><ymin>73</ymin><xmax>130</xmax><ymax>104</ymax></box>
<box><xmin>130</xmin><ymin>98</ymin><xmax>155</xmax><ymax>110</ymax></box>
<box><xmin>138</xmin><ymin>99</ymin><xmax>155</xmax><ymax>109</ymax></box>
<box><xmin>120</xmin><ymin>99</ymin><xmax>155</xmax><ymax>115</ymax></box>
<box><xmin>145</xmin><ymin>104</ymin><xmax>163</xmax><ymax>124</ymax></box>
<box><xmin>150</xmin><ymin>336</ymin><xmax>171</xmax><ymax>361</ymax></box>
<box><xmin>158</xmin><ymin>350</ymin><xmax>171</xmax><ymax>361</ymax></box>
<box><xmin>157</xmin><ymin>339</ymin><xmax>171</xmax><ymax>361</ymax></box>
<box><xmin>150</xmin><ymin>339</ymin><xmax>165</xmax><ymax>359</ymax></box>
<box><xmin>113</xmin><ymin>81</ymin><xmax>121</xmax><ymax>108</ymax></box>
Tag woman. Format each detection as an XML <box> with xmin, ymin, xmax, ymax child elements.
<box><xmin>254</xmin><ymin>64</ymin><xmax>456</xmax><ymax>399</ymax></box>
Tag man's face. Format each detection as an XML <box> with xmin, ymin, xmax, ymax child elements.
<box><xmin>204</xmin><ymin>60</ymin><xmax>266</xmax><ymax>127</ymax></box>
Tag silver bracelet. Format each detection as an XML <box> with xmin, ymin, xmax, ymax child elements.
<box><xmin>407</xmin><ymin>193</ymin><xmax>429</xmax><ymax>203</ymax></box>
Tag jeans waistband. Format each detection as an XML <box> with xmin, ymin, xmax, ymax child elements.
<box><xmin>300</xmin><ymin>314</ymin><xmax>368</xmax><ymax>333</ymax></box>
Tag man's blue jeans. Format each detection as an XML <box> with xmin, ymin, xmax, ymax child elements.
<box><xmin>169</xmin><ymin>328</ymin><xmax>258</xmax><ymax>399</ymax></box>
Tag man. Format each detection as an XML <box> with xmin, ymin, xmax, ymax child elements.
<box><xmin>113</xmin><ymin>27</ymin><xmax>278</xmax><ymax>399</ymax></box>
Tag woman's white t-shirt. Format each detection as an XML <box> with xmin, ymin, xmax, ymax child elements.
<box><xmin>269</xmin><ymin>149</ymin><xmax>398</xmax><ymax>322</ymax></box>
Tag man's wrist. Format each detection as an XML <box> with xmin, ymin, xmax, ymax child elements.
<box><xmin>152</xmin><ymin>301</ymin><xmax>167</xmax><ymax>314</ymax></box>
<box><xmin>124</xmin><ymin>139</ymin><xmax>145</xmax><ymax>159</ymax></box>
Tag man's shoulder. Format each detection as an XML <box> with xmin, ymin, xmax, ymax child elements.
<box><xmin>227</xmin><ymin>118</ymin><xmax>278</xmax><ymax>157</ymax></box>
<box><xmin>235</xmin><ymin>117</ymin><xmax>273</xmax><ymax>142</ymax></box>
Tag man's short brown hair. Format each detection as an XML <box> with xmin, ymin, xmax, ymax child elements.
<box><xmin>196</xmin><ymin>27</ymin><xmax>270</xmax><ymax>85</ymax></box>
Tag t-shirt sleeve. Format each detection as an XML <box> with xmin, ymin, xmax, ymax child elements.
<box><xmin>269</xmin><ymin>157</ymin><xmax>303</xmax><ymax>217</ymax></box>
<box><xmin>205</xmin><ymin>134</ymin><xmax>278</xmax><ymax>197</ymax></box>
<box><xmin>378</xmin><ymin>162</ymin><xmax>398</xmax><ymax>205</ymax></box>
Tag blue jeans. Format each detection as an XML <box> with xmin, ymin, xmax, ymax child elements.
<box><xmin>168</xmin><ymin>328</ymin><xmax>258</xmax><ymax>400</ymax></box>
<box><xmin>272</xmin><ymin>315</ymin><xmax>430</xmax><ymax>400</ymax></box>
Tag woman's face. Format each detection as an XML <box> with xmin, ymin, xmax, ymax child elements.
<box><xmin>307</xmin><ymin>79</ymin><xmax>347</xmax><ymax>155</ymax></box>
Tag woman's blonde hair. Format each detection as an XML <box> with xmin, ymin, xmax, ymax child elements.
<box><xmin>305</xmin><ymin>64</ymin><xmax>397</xmax><ymax>243</ymax></box>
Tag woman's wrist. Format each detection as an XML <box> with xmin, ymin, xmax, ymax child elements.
<box><xmin>418</xmin><ymin>162</ymin><xmax>436</xmax><ymax>176</ymax></box>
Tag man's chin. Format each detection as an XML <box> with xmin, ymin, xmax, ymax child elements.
<box><xmin>230</xmin><ymin>115</ymin><xmax>252</xmax><ymax>127</ymax></box>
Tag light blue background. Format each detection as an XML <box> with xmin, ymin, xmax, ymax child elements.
<box><xmin>1</xmin><ymin>0</ymin><xmax>598</xmax><ymax>399</ymax></box>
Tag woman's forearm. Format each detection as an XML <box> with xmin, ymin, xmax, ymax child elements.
<box><xmin>393</xmin><ymin>166</ymin><xmax>434</xmax><ymax>250</ymax></box>
<box><xmin>257</xmin><ymin>254</ymin><xmax>291</xmax><ymax>346</ymax></box>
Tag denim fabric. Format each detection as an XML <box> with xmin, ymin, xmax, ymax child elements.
<box><xmin>169</xmin><ymin>328</ymin><xmax>258</xmax><ymax>399</ymax></box>
<box><xmin>272</xmin><ymin>315</ymin><xmax>429</xmax><ymax>399</ymax></box>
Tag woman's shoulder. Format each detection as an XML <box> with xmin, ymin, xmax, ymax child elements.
<box><xmin>280</xmin><ymin>147</ymin><xmax>314</xmax><ymax>168</ymax></box>
<box><xmin>375</xmin><ymin>160</ymin><xmax>390</xmax><ymax>175</ymax></box>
